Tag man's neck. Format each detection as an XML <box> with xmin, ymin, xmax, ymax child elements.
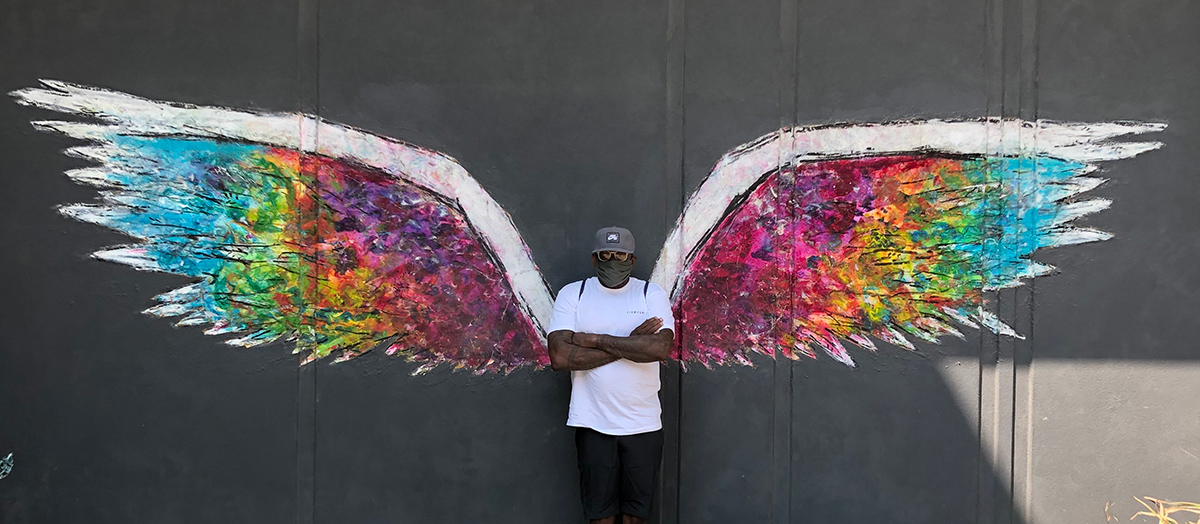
<box><xmin>598</xmin><ymin>277</ymin><xmax>630</xmax><ymax>290</ymax></box>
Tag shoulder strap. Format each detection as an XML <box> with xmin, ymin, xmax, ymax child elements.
<box><xmin>577</xmin><ymin>278</ymin><xmax>645</xmax><ymax>300</ymax></box>
<box><xmin>642</xmin><ymin>280</ymin><xmax>650</xmax><ymax>315</ymax></box>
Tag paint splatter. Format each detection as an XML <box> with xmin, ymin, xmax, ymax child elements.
<box><xmin>0</xmin><ymin>453</ymin><xmax>12</xmax><ymax>479</ymax></box>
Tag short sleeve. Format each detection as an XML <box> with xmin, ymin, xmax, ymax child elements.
<box><xmin>646</xmin><ymin>283</ymin><xmax>675</xmax><ymax>333</ymax></box>
<box><xmin>546</xmin><ymin>281</ymin><xmax>582</xmax><ymax>334</ymax></box>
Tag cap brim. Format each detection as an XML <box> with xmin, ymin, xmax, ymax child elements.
<box><xmin>592</xmin><ymin>247</ymin><xmax>635</xmax><ymax>254</ymax></box>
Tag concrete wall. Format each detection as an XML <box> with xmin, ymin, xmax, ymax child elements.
<box><xmin>0</xmin><ymin>0</ymin><xmax>1195</xmax><ymax>522</ymax></box>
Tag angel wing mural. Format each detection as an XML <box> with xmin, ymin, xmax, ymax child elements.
<box><xmin>10</xmin><ymin>80</ymin><xmax>1165</xmax><ymax>373</ymax></box>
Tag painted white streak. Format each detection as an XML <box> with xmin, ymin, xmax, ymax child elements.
<box><xmin>59</xmin><ymin>204</ymin><xmax>123</xmax><ymax>225</ymax></box>
<box><xmin>940</xmin><ymin>307</ymin><xmax>980</xmax><ymax>329</ymax></box>
<box><xmin>1045</xmin><ymin>177</ymin><xmax>1107</xmax><ymax>201</ymax></box>
<box><xmin>904</xmin><ymin>326</ymin><xmax>943</xmax><ymax>344</ymax></box>
<box><xmin>225</xmin><ymin>331</ymin><xmax>281</xmax><ymax>347</ymax></box>
<box><xmin>975</xmin><ymin>308</ymin><xmax>1024</xmax><ymax>339</ymax></box>
<box><xmin>32</xmin><ymin>120</ymin><xmax>110</xmax><ymax>140</ymax></box>
<box><xmin>1022</xmin><ymin>261</ymin><xmax>1058</xmax><ymax>278</ymax></box>
<box><xmin>650</xmin><ymin>119</ymin><xmax>1164</xmax><ymax>295</ymax></box>
<box><xmin>1052</xmin><ymin>140</ymin><xmax>1163</xmax><ymax>161</ymax></box>
<box><xmin>847</xmin><ymin>334</ymin><xmax>877</xmax><ymax>351</ymax></box>
<box><xmin>204</xmin><ymin>322</ymin><xmax>244</xmax><ymax>336</ymax></box>
<box><xmin>784</xmin><ymin>121</ymin><xmax>1164</xmax><ymax>163</ymax></box>
<box><xmin>984</xmin><ymin>261</ymin><xmax>1061</xmax><ymax>291</ymax></box>
<box><xmin>65</xmin><ymin>168</ymin><xmax>124</xmax><ymax>188</ymax></box>
<box><xmin>915</xmin><ymin>317</ymin><xmax>966</xmax><ymax>340</ymax></box>
<box><xmin>63</xmin><ymin>145</ymin><xmax>120</xmax><ymax>163</ymax></box>
<box><xmin>929</xmin><ymin>320</ymin><xmax>967</xmax><ymax>341</ymax></box>
<box><xmin>143</xmin><ymin>303</ymin><xmax>191</xmax><ymax>317</ymax></box>
<box><xmin>881</xmin><ymin>327</ymin><xmax>917</xmax><ymax>351</ymax></box>
<box><xmin>804</xmin><ymin>331</ymin><xmax>854</xmax><ymax>366</ymax></box>
<box><xmin>92</xmin><ymin>246</ymin><xmax>157</xmax><ymax>270</ymax></box>
<box><xmin>174</xmin><ymin>314</ymin><xmax>211</xmax><ymax>327</ymax></box>
<box><xmin>154</xmin><ymin>283</ymin><xmax>203</xmax><ymax>301</ymax></box>
<box><xmin>1040</xmin><ymin>228</ymin><xmax>1112</xmax><ymax>248</ymax></box>
<box><xmin>1050</xmin><ymin>199</ymin><xmax>1111</xmax><ymax>227</ymax></box>
<box><xmin>13</xmin><ymin>81</ymin><xmax>554</xmax><ymax>338</ymax></box>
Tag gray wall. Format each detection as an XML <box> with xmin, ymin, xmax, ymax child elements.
<box><xmin>0</xmin><ymin>0</ymin><xmax>1196</xmax><ymax>523</ymax></box>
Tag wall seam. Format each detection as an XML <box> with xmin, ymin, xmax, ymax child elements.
<box><xmin>296</xmin><ymin>0</ymin><xmax>320</xmax><ymax>522</ymax></box>
<box><xmin>1013</xmin><ymin>0</ymin><xmax>1040</xmax><ymax>520</ymax></box>
<box><xmin>772</xmin><ymin>0</ymin><xmax>800</xmax><ymax>522</ymax></box>
<box><xmin>661</xmin><ymin>0</ymin><xmax>686</xmax><ymax>521</ymax></box>
<box><xmin>980</xmin><ymin>0</ymin><xmax>1004</xmax><ymax>521</ymax></box>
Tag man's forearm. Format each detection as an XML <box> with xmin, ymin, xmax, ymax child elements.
<box><xmin>559</xmin><ymin>344</ymin><xmax>620</xmax><ymax>370</ymax></box>
<box><xmin>548</xmin><ymin>330</ymin><xmax>620</xmax><ymax>371</ymax></box>
<box><xmin>592</xmin><ymin>331</ymin><xmax>672</xmax><ymax>363</ymax></box>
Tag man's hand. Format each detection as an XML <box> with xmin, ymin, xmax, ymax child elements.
<box><xmin>574</xmin><ymin>317</ymin><xmax>662</xmax><ymax>348</ymax></box>
<box><xmin>630</xmin><ymin>317</ymin><xmax>663</xmax><ymax>336</ymax></box>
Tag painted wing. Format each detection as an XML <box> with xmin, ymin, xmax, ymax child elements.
<box><xmin>12</xmin><ymin>80</ymin><xmax>553</xmax><ymax>374</ymax></box>
<box><xmin>651</xmin><ymin>119</ymin><xmax>1165</xmax><ymax>367</ymax></box>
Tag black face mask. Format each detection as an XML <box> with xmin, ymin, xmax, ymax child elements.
<box><xmin>595</xmin><ymin>257</ymin><xmax>634</xmax><ymax>288</ymax></box>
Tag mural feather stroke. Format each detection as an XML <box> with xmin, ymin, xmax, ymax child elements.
<box><xmin>11</xmin><ymin>80</ymin><xmax>1165</xmax><ymax>373</ymax></box>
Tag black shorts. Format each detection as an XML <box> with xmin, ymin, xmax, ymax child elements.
<box><xmin>575</xmin><ymin>427</ymin><xmax>664</xmax><ymax>520</ymax></box>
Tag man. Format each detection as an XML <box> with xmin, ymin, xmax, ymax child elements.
<box><xmin>546</xmin><ymin>226</ymin><xmax>676</xmax><ymax>524</ymax></box>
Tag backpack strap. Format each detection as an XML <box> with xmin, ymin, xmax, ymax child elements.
<box><xmin>642</xmin><ymin>280</ymin><xmax>651</xmax><ymax>317</ymax></box>
<box><xmin>577</xmin><ymin>278</ymin><xmax>587</xmax><ymax>300</ymax></box>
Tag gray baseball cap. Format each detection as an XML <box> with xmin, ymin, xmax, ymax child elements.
<box><xmin>592</xmin><ymin>226</ymin><xmax>635</xmax><ymax>254</ymax></box>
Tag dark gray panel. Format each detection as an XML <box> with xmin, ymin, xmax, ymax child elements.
<box><xmin>788</xmin><ymin>0</ymin><xmax>993</xmax><ymax>521</ymax></box>
<box><xmin>0</xmin><ymin>1</ymin><xmax>301</xmax><ymax>523</ymax></box>
<box><xmin>1034</xmin><ymin>0</ymin><xmax>1200</xmax><ymax>361</ymax></box>
<box><xmin>1031</xmin><ymin>0</ymin><xmax>1200</xmax><ymax>519</ymax></box>
<box><xmin>793</xmin><ymin>0</ymin><xmax>989</xmax><ymax>124</ymax></box>
<box><xmin>791</xmin><ymin>352</ymin><xmax>982</xmax><ymax>523</ymax></box>
<box><xmin>315</xmin><ymin>0</ymin><xmax>667</xmax><ymax>521</ymax></box>
<box><xmin>675</xmin><ymin>0</ymin><xmax>781</xmax><ymax>521</ymax></box>
<box><xmin>317</xmin><ymin>0</ymin><xmax>670</xmax><ymax>288</ymax></box>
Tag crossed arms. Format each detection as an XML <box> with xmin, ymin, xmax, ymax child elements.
<box><xmin>547</xmin><ymin>317</ymin><xmax>675</xmax><ymax>371</ymax></box>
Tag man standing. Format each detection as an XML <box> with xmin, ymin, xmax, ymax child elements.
<box><xmin>547</xmin><ymin>226</ymin><xmax>676</xmax><ymax>524</ymax></box>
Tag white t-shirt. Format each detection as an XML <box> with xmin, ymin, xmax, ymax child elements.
<box><xmin>546</xmin><ymin>276</ymin><xmax>675</xmax><ymax>436</ymax></box>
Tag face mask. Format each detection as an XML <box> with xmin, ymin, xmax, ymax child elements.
<box><xmin>595</xmin><ymin>257</ymin><xmax>634</xmax><ymax>288</ymax></box>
